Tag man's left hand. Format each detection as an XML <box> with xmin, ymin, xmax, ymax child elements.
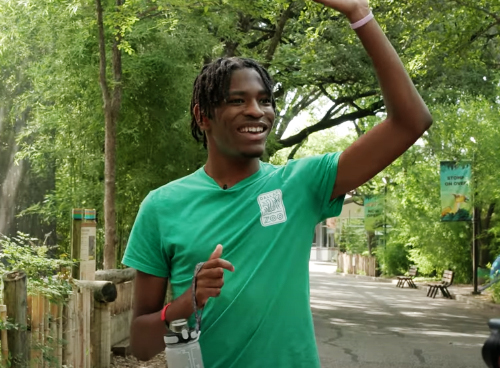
<box><xmin>312</xmin><ymin>0</ymin><xmax>370</xmax><ymax>23</ymax></box>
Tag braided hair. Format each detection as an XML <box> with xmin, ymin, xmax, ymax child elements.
<box><xmin>190</xmin><ymin>57</ymin><xmax>276</xmax><ymax>148</ymax></box>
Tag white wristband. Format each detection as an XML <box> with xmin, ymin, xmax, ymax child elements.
<box><xmin>350</xmin><ymin>11</ymin><xmax>374</xmax><ymax>30</ymax></box>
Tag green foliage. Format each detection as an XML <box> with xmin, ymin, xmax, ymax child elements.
<box><xmin>1</xmin><ymin>0</ymin><xmax>499</xmax><ymax>276</ymax></box>
<box><xmin>375</xmin><ymin>242</ymin><xmax>410</xmax><ymax>276</ymax></box>
<box><xmin>336</xmin><ymin>219</ymin><xmax>367</xmax><ymax>255</ymax></box>
<box><xmin>489</xmin><ymin>279</ymin><xmax>500</xmax><ymax>304</ymax></box>
<box><xmin>1</xmin><ymin>0</ymin><xmax>214</xmax><ymax>266</ymax></box>
<box><xmin>377</xmin><ymin>97</ymin><xmax>500</xmax><ymax>282</ymax></box>
<box><xmin>0</xmin><ymin>233</ymin><xmax>73</xmax><ymax>301</ymax></box>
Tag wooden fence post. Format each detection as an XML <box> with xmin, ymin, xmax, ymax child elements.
<box><xmin>92</xmin><ymin>301</ymin><xmax>111</xmax><ymax>368</ymax></box>
<box><xmin>3</xmin><ymin>270</ymin><xmax>29</xmax><ymax>367</ymax></box>
<box><xmin>0</xmin><ymin>305</ymin><xmax>9</xmax><ymax>365</ymax></box>
<box><xmin>49</xmin><ymin>302</ymin><xmax>60</xmax><ymax>368</ymax></box>
<box><xmin>43</xmin><ymin>297</ymin><xmax>49</xmax><ymax>367</ymax></box>
<box><xmin>96</xmin><ymin>268</ymin><xmax>136</xmax><ymax>361</ymax></box>
<box><xmin>63</xmin><ymin>287</ymin><xmax>77</xmax><ymax>368</ymax></box>
<box><xmin>71</xmin><ymin>209</ymin><xmax>83</xmax><ymax>280</ymax></box>
<box><xmin>57</xmin><ymin>303</ymin><xmax>63</xmax><ymax>368</ymax></box>
<box><xmin>31</xmin><ymin>294</ymin><xmax>41</xmax><ymax>368</ymax></box>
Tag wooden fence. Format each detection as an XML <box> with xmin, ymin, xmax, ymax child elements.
<box><xmin>109</xmin><ymin>281</ymin><xmax>134</xmax><ymax>353</ymax></box>
<box><xmin>1</xmin><ymin>269</ymin><xmax>136</xmax><ymax>368</ymax></box>
<box><xmin>337</xmin><ymin>253</ymin><xmax>377</xmax><ymax>277</ymax></box>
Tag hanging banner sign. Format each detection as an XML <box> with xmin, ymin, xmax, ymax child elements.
<box><xmin>440</xmin><ymin>161</ymin><xmax>472</xmax><ymax>222</ymax></box>
<box><xmin>364</xmin><ymin>195</ymin><xmax>384</xmax><ymax>231</ymax></box>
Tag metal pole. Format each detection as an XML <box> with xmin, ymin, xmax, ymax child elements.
<box><xmin>473</xmin><ymin>207</ymin><xmax>479</xmax><ymax>294</ymax></box>
<box><xmin>472</xmin><ymin>154</ymin><xmax>479</xmax><ymax>295</ymax></box>
<box><xmin>384</xmin><ymin>184</ymin><xmax>387</xmax><ymax>248</ymax></box>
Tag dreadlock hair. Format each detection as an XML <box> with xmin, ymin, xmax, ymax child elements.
<box><xmin>190</xmin><ymin>57</ymin><xmax>276</xmax><ymax>149</ymax></box>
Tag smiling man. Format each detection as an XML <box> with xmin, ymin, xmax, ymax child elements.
<box><xmin>122</xmin><ymin>0</ymin><xmax>432</xmax><ymax>367</ymax></box>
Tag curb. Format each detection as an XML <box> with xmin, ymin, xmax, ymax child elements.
<box><xmin>453</xmin><ymin>294</ymin><xmax>500</xmax><ymax>311</ymax></box>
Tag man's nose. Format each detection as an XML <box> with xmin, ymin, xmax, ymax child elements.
<box><xmin>245</xmin><ymin>99</ymin><xmax>265</xmax><ymax>118</ymax></box>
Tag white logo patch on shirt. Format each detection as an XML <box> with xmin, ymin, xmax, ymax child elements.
<box><xmin>257</xmin><ymin>189</ymin><xmax>287</xmax><ymax>227</ymax></box>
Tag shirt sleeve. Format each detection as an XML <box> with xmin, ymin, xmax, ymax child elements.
<box><xmin>122</xmin><ymin>191</ymin><xmax>170</xmax><ymax>278</ymax></box>
<box><xmin>287</xmin><ymin>152</ymin><xmax>346</xmax><ymax>222</ymax></box>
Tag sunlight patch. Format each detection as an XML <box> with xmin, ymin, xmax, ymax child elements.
<box><xmin>329</xmin><ymin>318</ymin><xmax>360</xmax><ymax>327</ymax></box>
<box><xmin>364</xmin><ymin>310</ymin><xmax>393</xmax><ymax>316</ymax></box>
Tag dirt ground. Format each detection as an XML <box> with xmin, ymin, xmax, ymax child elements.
<box><xmin>111</xmin><ymin>352</ymin><xmax>166</xmax><ymax>368</ymax></box>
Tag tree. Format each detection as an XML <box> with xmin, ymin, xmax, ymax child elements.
<box><xmin>1</xmin><ymin>0</ymin><xmax>214</xmax><ymax>266</ymax></box>
<box><xmin>192</xmin><ymin>0</ymin><xmax>499</xmax><ymax>160</ymax></box>
<box><xmin>2</xmin><ymin>0</ymin><xmax>499</xmax><ymax>275</ymax></box>
<box><xmin>96</xmin><ymin>0</ymin><xmax>123</xmax><ymax>269</ymax></box>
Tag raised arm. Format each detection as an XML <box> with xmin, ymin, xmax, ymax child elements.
<box><xmin>312</xmin><ymin>0</ymin><xmax>433</xmax><ymax>199</ymax></box>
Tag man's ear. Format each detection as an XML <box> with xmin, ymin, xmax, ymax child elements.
<box><xmin>193</xmin><ymin>104</ymin><xmax>210</xmax><ymax>131</ymax></box>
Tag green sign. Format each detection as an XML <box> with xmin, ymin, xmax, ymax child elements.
<box><xmin>364</xmin><ymin>195</ymin><xmax>384</xmax><ymax>231</ymax></box>
<box><xmin>440</xmin><ymin>161</ymin><xmax>472</xmax><ymax>222</ymax></box>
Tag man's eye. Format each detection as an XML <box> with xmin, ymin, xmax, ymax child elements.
<box><xmin>260</xmin><ymin>98</ymin><xmax>272</xmax><ymax>105</ymax></box>
<box><xmin>228</xmin><ymin>99</ymin><xmax>244</xmax><ymax>104</ymax></box>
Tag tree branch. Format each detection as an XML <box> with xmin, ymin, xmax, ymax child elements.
<box><xmin>278</xmin><ymin>99</ymin><xmax>384</xmax><ymax>147</ymax></box>
<box><xmin>351</xmin><ymin>121</ymin><xmax>364</xmax><ymax>137</ymax></box>
<box><xmin>264</xmin><ymin>1</ymin><xmax>300</xmax><ymax>68</ymax></box>
<box><xmin>139</xmin><ymin>11</ymin><xmax>164</xmax><ymax>20</ymax></box>
<box><xmin>137</xmin><ymin>6</ymin><xmax>158</xmax><ymax>19</ymax></box>
<box><xmin>287</xmin><ymin>138</ymin><xmax>307</xmax><ymax>160</ymax></box>
<box><xmin>246</xmin><ymin>34</ymin><xmax>273</xmax><ymax>49</ymax></box>
<box><xmin>451</xmin><ymin>0</ymin><xmax>500</xmax><ymax>22</ymax></box>
<box><xmin>319</xmin><ymin>86</ymin><xmax>378</xmax><ymax>106</ymax></box>
<box><xmin>251</xmin><ymin>26</ymin><xmax>274</xmax><ymax>33</ymax></box>
<box><xmin>275</xmin><ymin>88</ymin><xmax>321</xmax><ymax>138</ymax></box>
<box><xmin>469</xmin><ymin>18</ymin><xmax>500</xmax><ymax>43</ymax></box>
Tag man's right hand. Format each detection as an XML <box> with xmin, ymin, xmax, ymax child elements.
<box><xmin>195</xmin><ymin>244</ymin><xmax>234</xmax><ymax>309</ymax></box>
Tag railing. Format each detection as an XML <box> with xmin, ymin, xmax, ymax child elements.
<box><xmin>1</xmin><ymin>268</ymin><xmax>136</xmax><ymax>368</ymax></box>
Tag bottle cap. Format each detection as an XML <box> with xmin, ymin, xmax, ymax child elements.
<box><xmin>164</xmin><ymin>319</ymin><xmax>199</xmax><ymax>345</ymax></box>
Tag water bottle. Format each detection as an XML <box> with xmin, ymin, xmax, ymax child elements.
<box><xmin>164</xmin><ymin>319</ymin><xmax>204</xmax><ymax>368</ymax></box>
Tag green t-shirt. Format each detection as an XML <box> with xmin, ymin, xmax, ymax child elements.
<box><xmin>122</xmin><ymin>152</ymin><xmax>345</xmax><ymax>368</ymax></box>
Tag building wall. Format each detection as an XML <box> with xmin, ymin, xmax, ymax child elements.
<box><xmin>310</xmin><ymin>200</ymin><xmax>364</xmax><ymax>262</ymax></box>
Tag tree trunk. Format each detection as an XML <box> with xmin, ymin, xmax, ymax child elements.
<box><xmin>479</xmin><ymin>203</ymin><xmax>496</xmax><ymax>266</ymax></box>
<box><xmin>104</xmin><ymin>105</ymin><xmax>117</xmax><ymax>270</ymax></box>
<box><xmin>366</xmin><ymin>231</ymin><xmax>375</xmax><ymax>256</ymax></box>
<box><xmin>96</xmin><ymin>0</ymin><xmax>123</xmax><ymax>269</ymax></box>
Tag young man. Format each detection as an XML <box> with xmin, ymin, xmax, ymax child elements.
<box><xmin>122</xmin><ymin>0</ymin><xmax>432</xmax><ymax>366</ymax></box>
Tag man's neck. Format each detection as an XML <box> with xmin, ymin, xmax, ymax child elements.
<box><xmin>204</xmin><ymin>154</ymin><xmax>261</xmax><ymax>189</ymax></box>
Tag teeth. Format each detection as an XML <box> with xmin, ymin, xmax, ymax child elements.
<box><xmin>240</xmin><ymin>127</ymin><xmax>264</xmax><ymax>133</ymax></box>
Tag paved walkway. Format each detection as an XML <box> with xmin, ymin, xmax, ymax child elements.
<box><xmin>310</xmin><ymin>261</ymin><xmax>500</xmax><ymax>311</ymax></box>
<box><xmin>309</xmin><ymin>262</ymin><xmax>499</xmax><ymax>367</ymax></box>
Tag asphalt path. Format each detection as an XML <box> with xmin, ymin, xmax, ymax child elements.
<box><xmin>310</xmin><ymin>263</ymin><xmax>498</xmax><ymax>368</ymax></box>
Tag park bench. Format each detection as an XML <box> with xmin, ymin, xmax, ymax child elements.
<box><xmin>427</xmin><ymin>270</ymin><xmax>454</xmax><ymax>298</ymax></box>
<box><xmin>396</xmin><ymin>266</ymin><xmax>418</xmax><ymax>288</ymax></box>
